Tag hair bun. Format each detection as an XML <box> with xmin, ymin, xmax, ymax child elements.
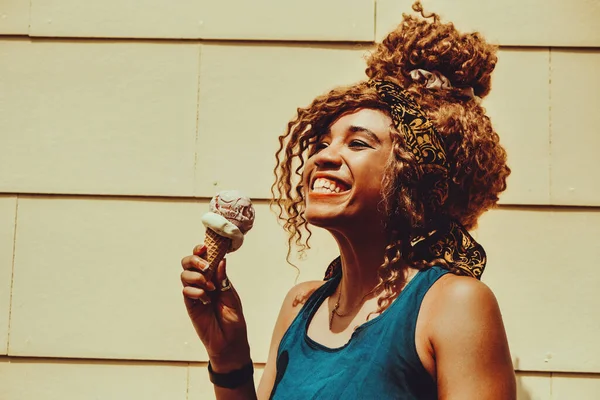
<box><xmin>366</xmin><ymin>2</ymin><xmax>497</xmax><ymax>98</ymax></box>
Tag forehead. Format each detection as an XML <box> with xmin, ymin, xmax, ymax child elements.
<box><xmin>327</xmin><ymin>108</ymin><xmax>393</xmax><ymax>139</ymax></box>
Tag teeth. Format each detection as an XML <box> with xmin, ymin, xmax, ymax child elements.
<box><xmin>312</xmin><ymin>178</ymin><xmax>346</xmax><ymax>193</ymax></box>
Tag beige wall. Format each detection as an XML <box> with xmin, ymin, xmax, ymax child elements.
<box><xmin>1</xmin><ymin>1</ymin><xmax>599</xmax><ymax>399</ymax></box>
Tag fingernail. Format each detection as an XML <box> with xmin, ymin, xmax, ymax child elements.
<box><xmin>196</xmin><ymin>259</ymin><xmax>209</xmax><ymax>272</ymax></box>
<box><xmin>199</xmin><ymin>298</ymin><xmax>211</xmax><ymax>305</ymax></box>
<box><xmin>200</xmin><ymin>264</ymin><xmax>210</xmax><ymax>273</ymax></box>
<box><xmin>206</xmin><ymin>281</ymin><xmax>216</xmax><ymax>291</ymax></box>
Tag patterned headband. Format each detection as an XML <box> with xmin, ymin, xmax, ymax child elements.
<box><xmin>324</xmin><ymin>79</ymin><xmax>486</xmax><ymax>280</ymax></box>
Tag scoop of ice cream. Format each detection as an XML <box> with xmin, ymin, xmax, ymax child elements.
<box><xmin>208</xmin><ymin>190</ymin><xmax>255</xmax><ymax>234</ymax></box>
<box><xmin>201</xmin><ymin>212</ymin><xmax>245</xmax><ymax>252</ymax></box>
<box><xmin>201</xmin><ymin>190</ymin><xmax>255</xmax><ymax>253</ymax></box>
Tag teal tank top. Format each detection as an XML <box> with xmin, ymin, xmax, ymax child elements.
<box><xmin>269</xmin><ymin>266</ymin><xmax>448</xmax><ymax>400</ymax></box>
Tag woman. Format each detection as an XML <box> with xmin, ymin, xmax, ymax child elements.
<box><xmin>180</xmin><ymin>3</ymin><xmax>516</xmax><ymax>399</ymax></box>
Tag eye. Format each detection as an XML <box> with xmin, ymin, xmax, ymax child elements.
<box><xmin>349</xmin><ymin>140</ymin><xmax>371</xmax><ymax>149</ymax></box>
<box><xmin>315</xmin><ymin>142</ymin><xmax>329</xmax><ymax>151</ymax></box>
<box><xmin>312</xmin><ymin>142</ymin><xmax>329</xmax><ymax>153</ymax></box>
<box><xmin>308</xmin><ymin>141</ymin><xmax>328</xmax><ymax>157</ymax></box>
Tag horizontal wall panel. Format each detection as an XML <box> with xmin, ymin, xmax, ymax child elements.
<box><xmin>0</xmin><ymin>0</ymin><xmax>30</xmax><ymax>35</ymax></box>
<box><xmin>30</xmin><ymin>0</ymin><xmax>374</xmax><ymax>41</ymax></box>
<box><xmin>7</xmin><ymin>200</ymin><xmax>600</xmax><ymax>369</ymax></box>
<box><xmin>0</xmin><ymin>358</ymin><xmax>187</xmax><ymax>400</ymax></box>
<box><xmin>8</xmin><ymin>197</ymin><xmax>206</xmax><ymax>360</ymax></box>
<box><xmin>0</xmin><ymin>39</ymin><xmax>199</xmax><ymax>196</ymax></box>
<box><xmin>478</xmin><ymin>208</ymin><xmax>600</xmax><ymax>372</ymax></box>
<box><xmin>195</xmin><ymin>43</ymin><xmax>369</xmax><ymax>199</ymax></box>
<box><xmin>0</xmin><ymin>196</ymin><xmax>17</xmax><ymax>354</ymax></box>
<box><xmin>484</xmin><ymin>49</ymin><xmax>550</xmax><ymax>205</ymax></box>
<box><xmin>30</xmin><ymin>0</ymin><xmax>203</xmax><ymax>39</ymax></box>
<box><xmin>376</xmin><ymin>0</ymin><xmax>600</xmax><ymax>47</ymax></box>
<box><xmin>550</xmin><ymin>50</ymin><xmax>600</xmax><ymax>206</ymax></box>
<box><xmin>552</xmin><ymin>374</ymin><xmax>600</xmax><ymax>400</ymax></box>
<box><xmin>8</xmin><ymin>197</ymin><xmax>337</xmax><ymax>362</ymax></box>
<box><xmin>195</xmin><ymin>0</ymin><xmax>374</xmax><ymax>41</ymax></box>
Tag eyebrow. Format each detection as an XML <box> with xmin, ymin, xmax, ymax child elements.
<box><xmin>347</xmin><ymin>125</ymin><xmax>382</xmax><ymax>144</ymax></box>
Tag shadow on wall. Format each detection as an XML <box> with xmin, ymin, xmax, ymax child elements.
<box><xmin>514</xmin><ymin>357</ymin><xmax>539</xmax><ymax>400</ymax></box>
<box><xmin>516</xmin><ymin>377</ymin><xmax>533</xmax><ymax>400</ymax></box>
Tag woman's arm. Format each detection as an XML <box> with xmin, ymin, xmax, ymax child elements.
<box><xmin>181</xmin><ymin>246</ymin><xmax>256</xmax><ymax>400</ymax></box>
<box><xmin>182</xmin><ymin>239</ymin><xmax>321</xmax><ymax>400</ymax></box>
<box><xmin>431</xmin><ymin>276</ymin><xmax>516</xmax><ymax>400</ymax></box>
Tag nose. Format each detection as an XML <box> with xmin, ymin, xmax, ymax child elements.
<box><xmin>313</xmin><ymin>143</ymin><xmax>342</xmax><ymax>169</ymax></box>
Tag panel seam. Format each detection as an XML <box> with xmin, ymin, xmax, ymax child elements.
<box><xmin>6</xmin><ymin>196</ymin><xmax>19</xmax><ymax>353</ymax></box>
<box><xmin>186</xmin><ymin>362</ymin><xmax>191</xmax><ymax>400</ymax></box>
<box><xmin>548</xmin><ymin>47</ymin><xmax>553</xmax><ymax>205</ymax></box>
<box><xmin>373</xmin><ymin>0</ymin><xmax>377</xmax><ymax>41</ymax></box>
<box><xmin>28</xmin><ymin>0</ymin><xmax>32</xmax><ymax>35</ymax></box>
<box><xmin>193</xmin><ymin>45</ymin><xmax>202</xmax><ymax>197</ymax></box>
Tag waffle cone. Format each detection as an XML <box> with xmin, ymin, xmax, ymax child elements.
<box><xmin>204</xmin><ymin>228</ymin><xmax>231</xmax><ymax>270</ymax></box>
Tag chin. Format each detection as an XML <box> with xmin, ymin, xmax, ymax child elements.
<box><xmin>304</xmin><ymin>208</ymin><xmax>341</xmax><ymax>226</ymax></box>
<box><xmin>305</xmin><ymin>213</ymin><xmax>338</xmax><ymax>228</ymax></box>
<box><xmin>307</xmin><ymin>205</ymin><xmax>387</xmax><ymax>233</ymax></box>
<box><xmin>305</xmin><ymin>210</ymin><xmax>356</xmax><ymax>232</ymax></box>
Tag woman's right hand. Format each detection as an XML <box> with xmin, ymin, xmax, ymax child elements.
<box><xmin>180</xmin><ymin>244</ymin><xmax>251</xmax><ymax>371</ymax></box>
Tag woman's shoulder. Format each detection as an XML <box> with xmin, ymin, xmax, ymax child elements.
<box><xmin>422</xmin><ymin>273</ymin><xmax>516</xmax><ymax>397</ymax></box>
<box><xmin>281</xmin><ymin>280</ymin><xmax>327</xmax><ymax>320</ymax></box>
<box><xmin>431</xmin><ymin>272</ymin><xmax>497</xmax><ymax>306</ymax></box>
<box><xmin>425</xmin><ymin>272</ymin><xmax>505</xmax><ymax>342</ymax></box>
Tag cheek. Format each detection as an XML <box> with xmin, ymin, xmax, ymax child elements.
<box><xmin>300</xmin><ymin>170</ymin><xmax>309</xmax><ymax>194</ymax></box>
<box><xmin>301</xmin><ymin>160</ymin><xmax>316</xmax><ymax>189</ymax></box>
<box><xmin>361</xmin><ymin>172</ymin><xmax>388</xmax><ymax>202</ymax></box>
<box><xmin>361</xmin><ymin>162</ymin><xmax>387</xmax><ymax>184</ymax></box>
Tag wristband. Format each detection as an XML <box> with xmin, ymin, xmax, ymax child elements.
<box><xmin>208</xmin><ymin>360</ymin><xmax>254</xmax><ymax>389</ymax></box>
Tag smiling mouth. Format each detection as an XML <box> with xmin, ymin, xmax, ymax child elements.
<box><xmin>311</xmin><ymin>177</ymin><xmax>351</xmax><ymax>194</ymax></box>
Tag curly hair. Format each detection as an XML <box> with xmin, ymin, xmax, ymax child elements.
<box><xmin>271</xmin><ymin>2</ymin><xmax>510</xmax><ymax>313</ymax></box>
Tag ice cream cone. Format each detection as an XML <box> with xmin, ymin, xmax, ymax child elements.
<box><xmin>201</xmin><ymin>190</ymin><xmax>255</xmax><ymax>268</ymax></box>
<box><xmin>205</xmin><ymin>228</ymin><xmax>231</xmax><ymax>270</ymax></box>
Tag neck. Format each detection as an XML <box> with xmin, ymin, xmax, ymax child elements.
<box><xmin>328</xmin><ymin>222</ymin><xmax>391</xmax><ymax>311</ymax></box>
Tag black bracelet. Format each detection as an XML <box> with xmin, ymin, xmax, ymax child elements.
<box><xmin>208</xmin><ymin>361</ymin><xmax>254</xmax><ymax>389</ymax></box>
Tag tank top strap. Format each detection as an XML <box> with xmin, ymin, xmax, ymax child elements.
<box><xmin>298</xmin><ymin>272</ymin><xmax>340</xmax><ymax>322</ymax></box>
<box><xmin>403</xmin><ymin>265</ymin><xmax>448</xmax><ymax>299</ymax></box>
<box><xmin>382</xmin><ymin>265</ymin><xmax>449</xmax><ymax>331</ymax></box>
